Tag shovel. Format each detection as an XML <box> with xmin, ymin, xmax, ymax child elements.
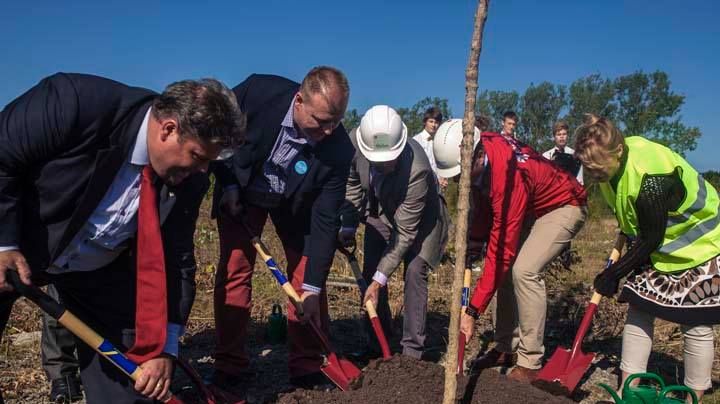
<box><xmin>533</xmin><ymin>234</ymin><xmax>626</xmax><ymax>396</ymax></box>
<box><xmin>245</xmin><ymin>229</ymin><xmax>362</xmax><ymax>391</ymax></box>
<box><xmin>5</xmin><ymin>271</ymin><xmax>220</xmax><ymax>404</ymax></box>
<box><xmin>338</xmin><ymin>246</ymin><xmax>392</xmax><ymax>360</ymax></box>
<box><xmin>458</xmin><ymin>267</ymin><xmax>472</xmax><ymax>375</ymax></box>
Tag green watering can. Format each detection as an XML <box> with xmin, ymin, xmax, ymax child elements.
<box><xmin>598</xmin><ymin>372</ymin><xmax>665</xmax><ymax>404</ymax></box>
<box><xmin>598</xmin><ymin>373</ymin><xmax>698</xmax><ymax>404</ymax></box>
<box><xmin>267</xmin><ymin>304</ymin><xmax>287</xmax><ymax>344</ymax></box>
<box><xmin>656</xmin><ymin>385</ymin><xmax>698</xmax><ymax>404</ymax></box>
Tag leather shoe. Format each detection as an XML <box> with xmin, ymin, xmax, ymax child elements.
<box><xmin>49</xmin><ymin>374</ymin><xmax>83</xmax><ymax>403</ymax></box>
<box><xmin>471</xmin><ymin>348</ymin><xmax>516</xmax><ymax>369</ymax></box>
<box><xmin>507</xmin><ymin>365</ymin><xmax>539</xmax><ymax>384</ymax></box>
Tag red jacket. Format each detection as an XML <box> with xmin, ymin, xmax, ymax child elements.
<box><xmin>468</xmin><ymin>133</ymin><xmax>586</xmax><ymax>313</ymax></box>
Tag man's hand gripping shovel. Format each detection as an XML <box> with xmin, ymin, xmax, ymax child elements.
<box><xmin>238</xmin><ymin>219</ymin><xmax>362</xmax><ymax>391</ymax></box>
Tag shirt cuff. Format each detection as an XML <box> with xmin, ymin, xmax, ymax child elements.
<box><xmin>341</xmin><ymin>226</ymin><xmax>357</xmax><ymax>234</ymax></box>
<box><xmin>223</xmin><ymin>184</ymin><xmax>240</xmax><ymax>192</ymax></box>
<box><xmin>372</xmin><ymin>271</ymin><xmax>388</xmax><ymax>287</ymax></box>
<box><xmin>301</xmin><ymin>283</ymin><xmax>322</xmax><ymax>294</ymax></box>
<box><xmin>163</xmin><ymin>323</ymin><xmax>184</xmax><ymax>357</ymax></box>
<box><xmin>0</xmin><ymin>246</ymin><xmax>19</xmax><ymax>252</ymax></box>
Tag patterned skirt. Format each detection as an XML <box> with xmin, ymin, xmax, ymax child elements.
<box><xmin>618</xmin><ymin>255</ymin><xmax>720</xmax><ymax>326</ymax></box>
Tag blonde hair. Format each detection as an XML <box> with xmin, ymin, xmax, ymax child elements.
<box><xmin>574</xmin><ymin>114</ymin><xmax>624</xmax><ymax>172</ymax></box>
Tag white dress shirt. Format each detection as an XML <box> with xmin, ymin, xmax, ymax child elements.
<box><xmin>412</xmin><ymin>130</ymin><xmax>439</xmax><ymax>176</ymax></box>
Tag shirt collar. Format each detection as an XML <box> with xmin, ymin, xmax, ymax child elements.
<box><xmin>130</xmin><ymin>107</ymin><xmax>152</xmax><ymax>166</ymax></box>
<box><xmin>283</xmin><ymin>98</ymin><xmax>317</xmax><ymax>147</ymax></box>
<box><xmin>282</xmin><ymin>99</ymin><xmax>295</xmax><ymax>129</ymax></box>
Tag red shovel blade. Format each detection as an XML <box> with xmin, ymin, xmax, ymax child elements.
<box><xmin>321</xmin><ymin>352</ymin><xmax>362</xmax><ymax>391</ymax></box>
<box><xmin>200</xmin><ymin>385</ymin><xmax>247</xmax><ymax>404</ymax></box>
<box><xmin>533</xmin><ymin>301</ymin><xmax>600</xmax><ymax>396</ymax></box>
<box><xmin>534</xmin><ymin>347</ymin><xmax>595</xmax><ymax>396</ymax></box>
<box><xmin>307</xmin><ymin>321</ymin><xmax>363</xmax><ymax>391</ymax></box>
<box><xmin>369</xmin><ymin>317</ymin><xmax>391</xmax><ymax>360</ymax></box>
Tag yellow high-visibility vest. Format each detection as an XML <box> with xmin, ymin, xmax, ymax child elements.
<box><xmin>600</xmin><ymin>136</ymin><xmax>720</xmax><ymax>272</ymax></box>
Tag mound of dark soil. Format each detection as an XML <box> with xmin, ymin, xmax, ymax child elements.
<box><xmin>276</xmin><ymin>355</ymin><xmax>573</xmax><ymax>404</ymax></box>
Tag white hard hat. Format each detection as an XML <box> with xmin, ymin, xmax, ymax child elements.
<box><xmin>432</xmin><ymin>119</ymin><xmax>480</xmax><ymax>178</ymax></box>
<box><xmin>356</xmin><ymin>105</ymin><xmax>408</xmax><ymax>162</ymax></box>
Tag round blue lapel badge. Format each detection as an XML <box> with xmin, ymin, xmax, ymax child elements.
<box><xmin>294</xmin><ymin>160</ymin><xmax>308</xmax><ymax>175</ymax></box>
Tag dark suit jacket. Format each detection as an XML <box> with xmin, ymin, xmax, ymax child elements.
<box><xmin>212</xmin><ymin>74</ymin><xmax>354</xmax><ymax>288</ymax></box>
<box><xmin>0</xmin><ymin>73</ymin><xmax>206</xmax><ymax>325</ymax></box>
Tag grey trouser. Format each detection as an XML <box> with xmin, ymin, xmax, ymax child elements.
<box><xmin>41</xmin><ymin>284</ymin><xmax>79</xmax><ymax>380</ymax></box>
<box><xmin>621</xmin><ymin>305</ymin><xmax>715</xmax><ymax>391</ymax></box>
<box><xmin>364</xmin><ymin>216</ymin><xmax>430</xmax><ymax>359</ymax></box>
<box><xmin>493</xmin><ymin>205</ymin><xmax>587</xmax><ymax>369</ymax></box>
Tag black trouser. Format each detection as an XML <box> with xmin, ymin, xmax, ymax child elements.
<box><xmin>363</xmin><ymin>216</ymin><xmax>430</xmax><ymax>359</ymax></box>
<box><xmin>1</xmin><ymin>253</ymin><xmax>159</xmax><ymax>404</ymax></box>
<box><xmin>41</xmin><ymin>284</ymin><xmax>80</xmax><ymax>380</ymax></box>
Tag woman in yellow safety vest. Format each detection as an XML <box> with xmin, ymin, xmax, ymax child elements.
<box><xmin>574</xmin><ymin>114</ymin><xmax>719</xmax><ymax>401</ymax></box>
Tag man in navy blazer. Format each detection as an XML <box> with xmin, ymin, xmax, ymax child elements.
<box><xmin>210</xmin><ymin>66</ymin><xmax>353</xmax><ymax>389</ymax></box>
<box><xmin>0</xmin><ymin>73</ymin><xmax>244</xmax><ymax>403</ymax></box>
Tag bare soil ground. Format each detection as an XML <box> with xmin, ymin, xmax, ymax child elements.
<box><xmin>2</xmin><ymin>196</ymin><xmax>719</xmax><ymax>403</ymax></box>
<box><xmin>276</xmin><ymin>355</ymin><xmax>573</xmax><ymax>404</ymax></box>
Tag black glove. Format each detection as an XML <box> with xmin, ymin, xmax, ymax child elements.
<box><xmin>593</xmin><ymin>270</ymin><xmax>621</xmax><ymax>297</ymax></box>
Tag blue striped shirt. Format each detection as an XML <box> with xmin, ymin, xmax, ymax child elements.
<box><xmin>249</xmin><ymin>100</ymin><xmax>313</xmax><ymax>195</ymax></box>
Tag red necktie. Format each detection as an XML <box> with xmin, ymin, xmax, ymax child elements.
<box><xmin>127</xmin><ymin>165</ymin><xmax>167</xmax><ymax>363</ymax></box>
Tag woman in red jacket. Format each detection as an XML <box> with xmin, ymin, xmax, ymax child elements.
<box><xmin>434</xmin><ymin>119</ymin><xmax>587</xmax><ymax>383</ymax></box>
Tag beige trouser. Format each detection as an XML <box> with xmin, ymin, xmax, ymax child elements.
<box><xmin>621</xmin><ymin>305</ymin><xmax>715</xmax><ymax>391</ymax></box>
<box><xmin>492</xmin><ymin>204</ymin><xmax>587</xmax><ymax>369</ymax></box>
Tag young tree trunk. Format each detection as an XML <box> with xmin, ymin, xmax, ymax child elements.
<box><xmin>442</xmin><ymin>1</ymin><xmax>490</xmax><ymax>403</ymax></box>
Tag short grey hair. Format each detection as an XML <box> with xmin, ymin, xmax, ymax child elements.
<box><xmin>152</xmin><ymin>78</ymin><xmax>245</xmax><ymax>148</ymax></box>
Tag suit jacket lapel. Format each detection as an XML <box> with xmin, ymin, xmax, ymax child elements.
<box><xmin>158</xmin><ymin>185</ymin><xmax>177</xmax><ymax>224</ymax></box>
<box><xmin>52</xmin><ymin>103</ymin><xmax>150</xmax><ymax>260</ymax></box>
<box><xmin>358</xmin><ymin>156</ymin><xmax>370</xmax><ymax>191</ymax></box>
<box><xmin>283</xmin><ymin>147</ymin><xmax>314</xmax><ymax>198</ymax></box>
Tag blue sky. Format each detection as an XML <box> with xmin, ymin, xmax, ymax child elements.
<box><xmin>1</xmin><ymin>1</ymin><xmax>718</xmax><ymax>169</ymax></box>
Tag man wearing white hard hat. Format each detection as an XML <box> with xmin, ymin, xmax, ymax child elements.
<box><xmin>433</xmin><ymin>119</ymin><xmax>587</xmax><ymax>383</ymax></box>
<box><xmin>339</xmin><ymin>105</ymin><xmax>449</xmax><ymax>359</ymax></box>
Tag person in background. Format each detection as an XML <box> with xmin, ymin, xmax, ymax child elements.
<box><xmin>542</xmin><ymin>120</ymin><xmax>583</xmax><ymax>185</ymax></box>
<box><xmin>574</xmin><ymin>114</ymin><xmax>719</xmax><ymax>401</ymax></box>
<box><xmin>412</xmin><ymin>107</ymin><xmax>448</xmax><ymax>189</ymax></box>
<box><xmin>340</xmin><ymin>105</ymin><xmax>449</xmax><ymax>360</ymax></box>
<box><xmin>41</xmin><ymin>285</ymin><xmax>83</xmax><ymax>402</ymax></box>
<box><xmin>500</xmin><ymin>110</ymin><xmax>519</xmax><ymax>140</ymax></box>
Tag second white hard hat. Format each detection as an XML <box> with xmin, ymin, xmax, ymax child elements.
<box><xmin>432</xmin><ymin>118</ymin><xmax>480</xmax><ymax>178</ymax></box>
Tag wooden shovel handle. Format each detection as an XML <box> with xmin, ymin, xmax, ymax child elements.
<box><xmin>591</xmin><ymin>233</ymin><xmax>627</xmax><ymax>305</ymax></box>
<box><xmin>365</xmin><ymin>300</ymin><xmax>378</xmax><ymax>318</ymax></box>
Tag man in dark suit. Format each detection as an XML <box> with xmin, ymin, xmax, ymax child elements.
<box><xmin>0</xmin><ymin>73</ymin><xmax>244</xmax><ymax>403</ymax></box>
<box><xmin>210</xmin><ymin>66</ymin><xmax>353</xmax><ymax>389</ymax></box>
